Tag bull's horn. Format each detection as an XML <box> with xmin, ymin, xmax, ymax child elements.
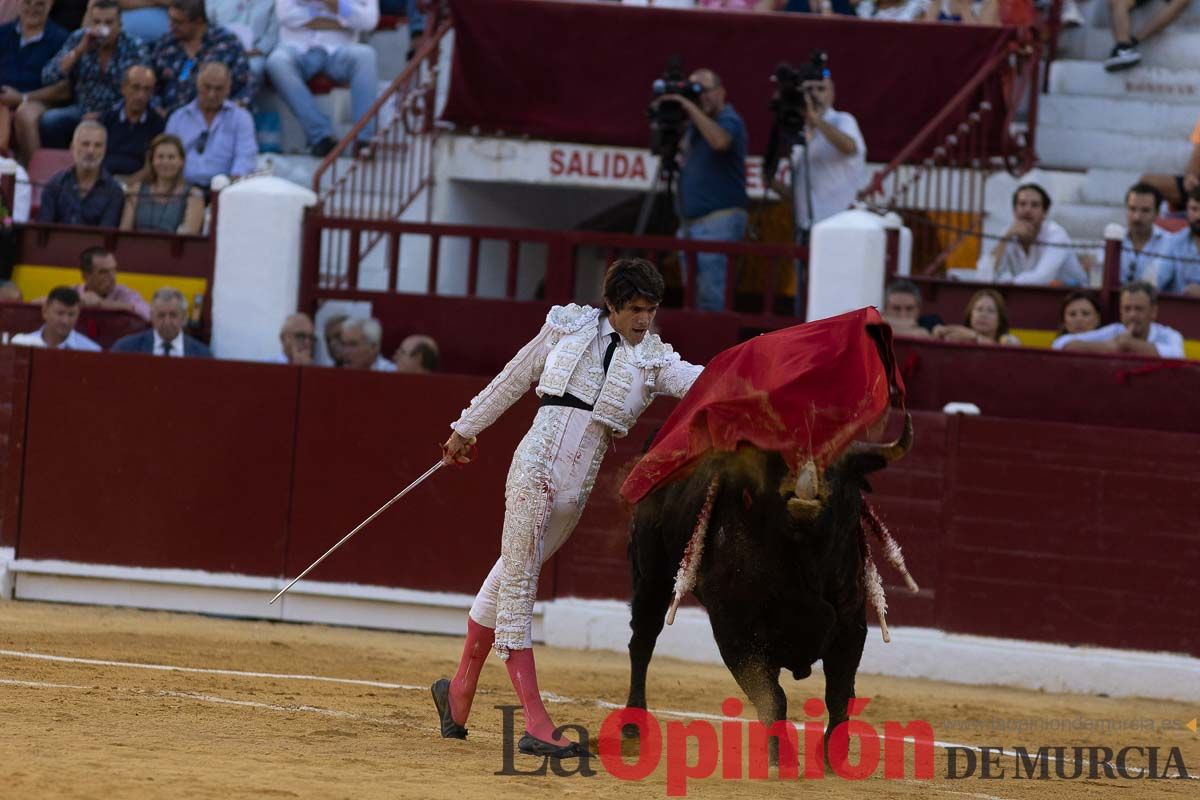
<box><xmin>844</xmin><ymin>413</ymin><xmax>913</xmax><ymax>463</ymax></box>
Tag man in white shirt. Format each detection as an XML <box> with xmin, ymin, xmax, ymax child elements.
<box><xmin>339</xmin><ymin>317</ymin><xmax>395</xmax><ymax>371</ymax></box>
<box><xmin>980</xmin><ymin>183</ymin><xmax>1088</xmax><ymax>286</ymax></box>
<box><xmin>10</xmin><ymin>286</ymin><xmax>102</xmax><ymax>351</ymax></box>
<box><xmin>265</xmin><ymin>0</ymin><xmax>379</xmax><ymax>157</ymax></box>
<box><xmin>271</xmin><ymin>312</ymin><xmax>316</xmax><ymax>364</ymax></box>
<box><xmin>1118</xmin><ymin>183</ymin><xmax>1174</xmax><ymax>287</ymax></box>
<box><xmin>1052</xmin><ymin>281</ymin><xmax>1185</xmax><ymax>359</ymax></box>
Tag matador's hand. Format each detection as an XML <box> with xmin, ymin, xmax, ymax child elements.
<box><xmin>441</xmin><ymin>431</ymin><xmax>477</xmax><ymax>465</ymax></box>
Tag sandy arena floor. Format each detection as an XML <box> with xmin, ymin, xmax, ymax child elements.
<box><xmin>0</xmin><ymin>600</ymin><xmax>1196</xmax><ymax>799</ymax></box>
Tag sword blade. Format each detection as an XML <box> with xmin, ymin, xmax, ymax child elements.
<box><xmin>269</xmin><ymin>460</ymin><xmax>445</xmax><ymax>605</ymax></box>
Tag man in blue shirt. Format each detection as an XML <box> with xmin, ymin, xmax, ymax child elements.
<box><xmin>164</xmin><ymin>60</ymin><xmax>258</xmax><ymax>187</ymax></box>
<box><xmin>101</xmin><ymin>64</ymin><xmax>165</xmax><ymax>176</ymax></box>
<box><xmin>36</xmin><ymin>120</ymin><xmax>126</xmax><ymax>227</ymax></box>
<box><xmin>1151</xmin><ymin>185</ymin><xmax>1200</xmax><ymax>296</ymax></box>
<box><xmin>0</xmin><ymin>0</ymin><xmax>69</xmax><ymax>159</ymax></box>
<box><xmin>664</xmin><ymin>68</ymin><xmax>748</xmax><ymax>312</ymax></box>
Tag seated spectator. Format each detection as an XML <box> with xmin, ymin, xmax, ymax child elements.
<box><xmin>164</xmin><ymin>60</ymin><xmax>258</xmax><ymax>187</ymax></box>
<box><xmin>0</xmin><ymin>279</ymin><xmax>23</xmax><ymax>301</ymax></box>
<box><xmin>119</xmin><ymin>0</ymin><xmax>169</xmax><ymax>44</ymax></box>
<box><xmin>74</xmin><ymin>245</ymin><xmax>150</xmax><ymax>319</ymax></box>
<box><xmin>266</xmin><ymin>0</ymin><xmax>379</xmax><ymax>158</ymax></box>
<box><xmin>1116</xmin><ymin>182</ymin><xmax>1173</xmax><ymax>287</ymax></box>
<box><xmin>321</xmin><ymin>311</ymin><xmax>346</xmax><ymax>365</ymax></box>
<box><xmin>881</xmin><ymin>278</ymin><xmax>931</xmax><ymax>338</ymax></box>
<box><xmin>978</xmin><ymin>183</ymin><xmax>1088</xmax><ymax>286</ymax></box>
<box><xmin>111</xmin><ymin>285</ymin><xmax>212</xmax><ymax>355</ymax></box>
<box><xmin>1053</xmin><ymin>281</ymin><xmax>1184</xmax><ymax>358</ymax></box>
<box><xmin>392</xmin><ymin>333</ymin><xmax>438</xmax><ymax>373</ymax></box>
<box><xmin>100</xmin><ymin>64</ymin><xmax>165</xmax><ymax>176</ymax></box>
<box><xmin>856</xmin><ymin>0</ymin><xmax>931</xmax><ymax>20</ymax></box>
<box><xmin>206</xmin><ymin>0</ymin><xmax>277</xmax><ymax>94</ymax></box>
<box><xmin>1055</xmin><ymin>290</ymin><xmax>1103</xmax><ymax>342</ymax></box>
<box><xmin>933</xmin><ymin>288</ymin><xmax>1021</xmax><ymax>346</ymax></box>
<box><xmin>272</xmin><ymin>311</ymin><xmax>315</xmax><ymax>364</ymax></box>
<box><xmin>0</xmin><ymin>0</ymin><xmax>70</xmax><ymax>158</ymax></box>
<box><xmin>29</xmin><ymin>0</ymin><xmax>150</xmax><ymax>150</ymax></box>
<box><xmin>120</xmin><ymin>133</ymin><xmax>204</xmax><ymax>233</ymax></box>
<box><xmin>1151</xmin><ymin>185</ymin><xmax>1200</xmax><ymax>296</ymax></box>
<box><xmin>761</xmin><ymin>0</ymin><xmax>856</xmax><ymax>14</ymax></box>
<box><xmin>151</xmin><ymin>0</ymin><xmax>254</xmax><ymax>116</ymax></box>
<box><xmin>1104</xmin><ymin>0</ymin><xmax>1191</xmax><ymax>72</ymax></box>
<box><xmin>36</xmin><ymin>120</ymin><xmax>126</xmax><ymax>227</ymax></box>
<box><xmin>9</xmin><ymin>285</ymin><xmax>101</xmax><ymax>349</ymax></box>
<box><xmin>340</xmin><ymin>317</ymin><xmax>396</xmax><ymax>371</ymax></box>
<box><xmin>922</xmin><ymin>0</ymin><xmax>999</xmax><ymax>23</ymax></box>
<box><xmin>1139</xmin><ymin>113</ymin><xmax>1199</xmax><ymax>214</ymax></box>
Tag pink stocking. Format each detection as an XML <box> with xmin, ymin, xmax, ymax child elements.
<box><xmin>504</xmin><ymin>647</ymin><xmax>569</xmax><ymax>745</ymax></box>
<box><xmin>448</xmin><ymin>616</ymin><xmax>494</xmax><ymax>727</ymax></box>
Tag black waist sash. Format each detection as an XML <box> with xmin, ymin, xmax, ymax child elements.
<box><xmin>539</xmin><ymin>392</ymin><xmax>594</xmax><ymax>411</ymax></box>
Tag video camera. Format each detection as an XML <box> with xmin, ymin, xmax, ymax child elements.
<box><xmin>768</xmin><ymin>49</ymin><xmax>830</xmax><ymax>138</ymax></box>
<box><xmin>647</xmin><ymin>56</ymin><xmax>703</xmax><ymax>174</ymax></box>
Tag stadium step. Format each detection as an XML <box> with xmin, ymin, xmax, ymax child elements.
<box><xmin>1057</xmin><ymin>26</ymin><xmax>1200</xmax><ymax>71</ymax></box>
<box><xmin>1046</xmin><ymin>59</ymin><xmax>1200</xmax><ymax>104</ymax></box>
<box><xmin>1053</xmin><ymin>201</ymin><xmax>1123</xmax><ymax>245</ymax></box>
<box><xmin>1037</xmin><ymin>125</ymin><xmax>1191</xmax><ymax>172</ymax></box>
<box><xmin>1039</xmin><ymin>93</ymin><xmax>1198</xmax><ymax>139</ymax></box>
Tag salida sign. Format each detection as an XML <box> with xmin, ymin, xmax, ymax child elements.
<box><xmin>545</xmin><ymin>145</ymin><xmax>786</xmax><ymax>192</ymax></box>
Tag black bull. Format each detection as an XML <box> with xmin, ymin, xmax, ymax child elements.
<box><xmin>622</xmin><ymin>414</ymin><xmax>913</xmax><ymax>754</ymax></box>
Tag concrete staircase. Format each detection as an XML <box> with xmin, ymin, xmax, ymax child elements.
<box><xmin>1034</xmin><ymin>0</ymin><xmax>1200</xmax><ymax>242</ymax></box>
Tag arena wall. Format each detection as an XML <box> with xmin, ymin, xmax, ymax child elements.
<box><xmin>0</xmin><ymin>345</ymin><xmax>1196</xmax><ymax>701</ymax></box>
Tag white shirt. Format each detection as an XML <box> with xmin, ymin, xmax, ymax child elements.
<box><xmin>10</xmin><ymin>327</ymin><xmax>101</xmax><ymax>351</ymax></box>
<box><xmin>983</xmin><ymin>219</ymin><xmax>1089</xmax><ymax>286</ymax></box>
<box><xmin>372</xmin><ymin>354</ymin><xmax>397</xmax><ymax>372</ymax></box>
<box><xmin>790</xmin><ymin>108</ymin><xmax>867</xmax><ymax>227</ymax></box>
<box><xmin>1052</xmin><ymin>321</ymin><xmax>1185</xmax><ymax>359</ymax></box>
<box><xmin>1121</xmin><ymin>226</ymin><xmax>1174</xmax><ymax>286</ymax></box>
<box><xmin>274</xmin><ymin>0</ymin><xmax>378</xmax><ymax>53</ymax></box>
<box><xmin>857</xmin><ymin>0</ymin><xmax>931</xmax><ymax>20</ymax></box>
<box><xmin>152</xmin><ymin>330</ymin><xmax>186</xmax><ymax>357</ymax></box>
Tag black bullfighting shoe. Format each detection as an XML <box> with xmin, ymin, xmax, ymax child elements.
<box><xmin>518</xmin><ymin>733</ymin><xmax>588</xmax><ymax>759</ymax></box>
<box><xmin>430</xmin><ymin>678</ymin><xmax>468</xmax><ymax>740</ymax></box>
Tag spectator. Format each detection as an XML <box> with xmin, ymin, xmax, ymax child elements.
<box><xmin>33</xmin><ymin>0</ymin><xmax>150</xmax><ymax>149</ymax></box>
<box><xmin>1053</xmin><ymin>281</ymin><xmax>1184</xmax><ymax>358</ymax></box>
<box><xmin>272</xmin><ymin>311</ymin><xmax>315</xmax><ymax>364</ymax></box>
<box><xmin>266</xmin><ymin>0</ymin><xmax>379</xmax><ymax>158</ymax></box>
<box><xmin>322</xmin><ymin>311</ymin><xmax>346</xmax><ymax>365</ymax></box>
<box><xmin>1116</xmin><ymin>182</ymin><xmax>1173</xmax><ymax>287</ymax></box>
<box><xmin>36</xmin><ymin>120</ymin><xmax>125</xmax><ymax>227</ymax></box>
<box><xmin>120</xmin><ymin>133</ymin><xmax>204</xmax><ymax>232</ymax></box>
<box><xmin>0</xmin><ymin>279</ymin><xmax>23</xmax><ymax>301</ymax></box>
<box><xmin>933</xmin><ymin>288</ymin><xmax>1021</xmax><ymax>346</ymax></box>
<box><xmin>73</xmin><ymin>245</ymin><xmax>151</xmax><ymax>319</ymax></box>
<box><xmin>0</xmin><ymin>0</ymin><xmax>70</xmax><ymax>158</ymax></box>
<box><xmin>392</xmin><ymin>333</ymin><xmax>438</xmax><ymax>373</ymax></box>
<box><xmin>111</xmin><ymin>285</ymin><xmax>212</xmax><ymax>355</ymax></box>
<box><xmin>340</xmin><ymin>317</ymin><xmax>395</xmax><ymax>371</ymax></box>
<box><xmin>165</xmin><ymin>60</ymin><xmax>258</xmax><ymax>187</ymax></box>
<box><xmin>100</xmin><ymin>64</ymin><xmax>165</xmax><ymax>176</ymax></box>
<box><xmin>1054</xmin><ymin>290</ymin><xmax>1103</xmax><ymax>343</ymax></box>
<box><xmin>922</xmin><ymin>0</ymin><xmax>999</xmax><ymax>22</ymax></box>
<box><xmin>206</xmin><ymin>0</ymin><xmax>278</xmax><ymax>93</ymax></box>
<box><xmin>1103</xmin><ymin>0</ymin><xmax>1191</xmax><ymax>71</ymax></box>
<box><xmin>856</xmin><ymin>0</ymin><xmax>931</xmax><ymax>19</ymax></box>
<box><xmin>761</xmin><ymin>0</ymin><xmax>857</xmax><ymax>14</ymax></box>
<box><xmin>9</xmin><ymin>285</ymin><xmax>102</xmax><ymax>349</ymax></box>
<box><xmin>151</xmin><ymin>0</ymin><xmax>254</xmax><ymax>116</ymax></box>
<box><xmin>1139</xmin><ymin>113</ymin><xmax>1200</xmax><ymax>214</ymax></box>
<box><xmin>660</xmin><ymin>67</ymin><xmax>747</xmax><ymax>312</ymax></box>
<box><xmin>979</xmin><ymin>183</ymin><xmax>1088</xmax><ymax>286</ymax></box>
<box><xmin>881</xmin><ymin>278</ymin><xmax>931</xmax><ymax>338</ymax></box>
<box><xmin>1151</xmin><ymin>185</ymin><xmax>1200</xmax><ymax>296</ymax></box>
<box><xmin>119</xmin><ymin>0</ymin><xmax>169</xmax><ymax>43</ymax></box>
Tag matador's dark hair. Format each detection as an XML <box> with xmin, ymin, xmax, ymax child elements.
<box><xmin>603</xmin><ymin>258</ymin><xmax>664</xmax><ymax>312</ymax></box>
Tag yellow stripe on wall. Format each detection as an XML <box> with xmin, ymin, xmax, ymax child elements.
<box><xmin>1012</xmin><ymin>328</ymin><xmax>1198</xmax><ymax>359</ymax></box>
<box><xmin>13</xmin><ymin>265</ymin><xmax>208</xmax><ymax>310</ymax></box>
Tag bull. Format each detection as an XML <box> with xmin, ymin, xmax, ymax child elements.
<box><xmin>621</xmin><ymin>413</ymin><xmax>914</xmax><ymax>761</ymax></box>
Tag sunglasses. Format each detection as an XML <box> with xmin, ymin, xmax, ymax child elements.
<box><xmin>194</xmin><ymin>129</ymin><xmax>209</xmax><ymax>155</ymax></box>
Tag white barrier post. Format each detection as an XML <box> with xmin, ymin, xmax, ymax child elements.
<box><xmin>211</xmin><ymin>176</ymin><xmax>318</xmax><ymax>360</ymax></box>
<box><xmin>806</xmin><ymin>208</ymin><xmax>912</xmax><ymax>322</ymax></box>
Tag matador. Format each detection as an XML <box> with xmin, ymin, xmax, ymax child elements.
<box><xmin>431</xmin><ymin>258</ymin><xmax>703</xmax><ymax>758</ymax></box>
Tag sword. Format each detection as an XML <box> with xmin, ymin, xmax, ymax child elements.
<box><xmin>269</xmin><ymin>459</ymin><xmax>445</xmax><ymax>605</ymax></box>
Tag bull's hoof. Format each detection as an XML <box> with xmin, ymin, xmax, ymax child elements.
<box><xmin>518</xmin><ymin>733</ymin><xmax>587</xmax><ymax>759</ymax></box>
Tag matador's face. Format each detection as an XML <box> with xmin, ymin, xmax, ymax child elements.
<box><xmin>607</xmin><ymin>297</ymin><xmax>658</xmax><ymax>346</ymax></box>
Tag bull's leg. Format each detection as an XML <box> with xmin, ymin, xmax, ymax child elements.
<box><xmin>623</xmin><ymin>531</ymin><xmax>673</xmax><ymax>738</ymax></box>
<box><xmin>727</xmin><ymin>657</ymin><xmax>790</xmax><ymax>767</ymax></box>
<box><xmin>821</xmin><ymin>615</ymin><xmax>868</xmax><ymax>762</ymax></box>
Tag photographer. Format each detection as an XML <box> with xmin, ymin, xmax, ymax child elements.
<box><xmin>658</xmin><ymin>68</ymin><xmax>748</xmax><ymax>312</ymax></box>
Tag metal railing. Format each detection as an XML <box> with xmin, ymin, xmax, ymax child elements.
<box><xmin>299</xmin><ymin>213</ymin><xmax>807</xmax><ymax>317</ymax></box>
<box><xmin>860</xmin><ymin>28</ymin><xmax>1043</xmax><ymax>276</ymax></box>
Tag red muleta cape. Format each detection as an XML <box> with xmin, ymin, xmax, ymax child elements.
<box><xmin>620</xmin><ymin>307</ymin><xmax>905</xmax><ymax>505</ymax></box>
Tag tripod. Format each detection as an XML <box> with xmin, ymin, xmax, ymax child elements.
<box><xmin>634</xmin><ymin>157</ymin><xmax>679</xmax><ymax>237</ymax></box>
<box><xmin>789</xmin><ymin>130</ymin><xmax>816</xmax><ymax>317</ymax></box>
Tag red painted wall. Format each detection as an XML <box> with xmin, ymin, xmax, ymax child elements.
<box><xmin>4</xmin><ymin>347</ymin><xmax>1198</xmax><ymax>658</ymax></box>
